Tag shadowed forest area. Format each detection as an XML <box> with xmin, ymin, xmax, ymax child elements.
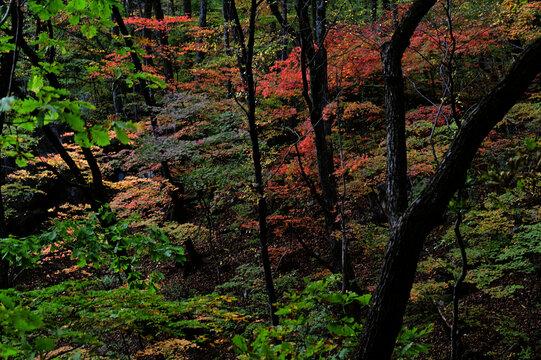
<box><xmin>0</xmin><ymin>0</ymin><xmax>540</xmax><ymax>359</ymax></box>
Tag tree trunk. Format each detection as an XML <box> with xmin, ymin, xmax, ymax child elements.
<box><xmin>221</xmin><ymin>0</ymin><xmax>233</xmax><ymax>97</ymax></box>
<box><xmin>0</xmin><ymin>0</ymin><xmax>18</xmax><ymax>289</ymax></box>
<box><xmin>183</xmin><ymin>0</ymin><xmax>192</xmax><ymax>16</ymax></box>
<box><xmin>229</xmin><ymin>0</ymin><xmax>279</xmax><ymax>326</ymax></box>
<box><xmin>353</xmin><ymin>5</ymin><xmax>541</xmax><ymax>355</ymax></box>
<box><xmin>281</xmin><ymin>0</ymin><xmax>288</xmax><ymax>60</ymax></box>
<box><xmin>142</xmin><ymin>0</ymin><xmax>155</xmax><ymax>67</ymax></box>
<box><xmin>195</xmin><ymin>0</ymin><xmax>207</xmax><ymax>63</ymax></box>
<box><xmin>370</xmin><ymin>0</ymin><xmax>377</xmax><ymax>21</ymax></box>
<box><xmin>297</xmin><ymin>0</ymin><xmax>342</xmax><ymax>273</ymax></box>
<box><xmin>153</xmin><ymin>0</ymin><xmax>175</xmax><ymax>83</ymax></box>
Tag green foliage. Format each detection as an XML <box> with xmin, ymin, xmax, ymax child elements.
<box><xmin>0</xmin><ymin>205</ymin><xmax>185</xmax><ymax>289</ymax></box>
<box><xmin>216</xmin><ymin>264</ymin><xmax>298</xmax><ymax>318</ymax></box>
<box><xmin>50</xmin><ymin>206</ymin><xmax>186</xmax><ymax>287</ymax></box>
<box><xmin>1</xmin><ymin>279</ymin><xmax>248</xmax><ymax>358</ymax></box>
<box><xmin>0</xmin><ymin>289</ymin><xmax>94</xmax><ymax>359</ymax></box>
<box><xmin>0</xmin><ymin>235</ymin><xmax>43</xmax><ymax>274</ymax></box>
<box><xmin>159</xmin><ymin>222</ymin><xmax>209</xmax><ymax>245</ymax></box>
<box><xmin>232</xmin><ymin>274</ymin><xmax>432</xmax><ymax>359</ymax></box>
<box><xmin>232</xmin><ymin>274</ymin><xmax>369</xmax><ymax>360</ymax></box>
<box><xmin>393</xmin><ymin>324</ymin><xmax>434</xmax><ymax>360</ymax></box>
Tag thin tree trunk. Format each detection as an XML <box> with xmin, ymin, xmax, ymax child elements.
<box><xmin>229</xmin><ymin>0</ymin><xmax>279</xmax><ymax>326</ymax></box>
<box><xmin>281</xmin><ymin>0</ymin><xmax>288</xmax><ymax>60</ymax></box>
<box><xmin>371</xmin><ymin>0</ymin><xmax>377</xmax><ymax>21</ymax></box>
<box><xmin>112</xmin><ymin>5</ymin><xmax>175</xmax><ymax>181</ymax></box>
<box><xmin>222</xmin><ymin>0</ymin><xmax>233</xmax><ymax>97</ymax></box>
<box><xmin>297</xmin><ymin>0</ymin><xmax>340</xmax><ymax>272</ymax></box>
<box><xmin>153</xmin><ymin>0</ymin><xmax>175</xmax><ymax>83</ymax></box>
<box><xmin>451</xmin><ymin>191</ymin><xmax>467</xmax><ymax>360</ymax></box>
<box><xmin>183</xmin><ymin>0</ymin><xmax>192</xmax><ymax>16</ymax></box>
<box><xmin>0</xmin><ymin>0</ymin><xmax>18</xmax><ymax>289</ymax></box>
<box><xmin>195</xmin><ymin>0</ymin><xmax>207</xmax><ymax>63</ymax></box>
<box><xmin>142</xmin><ymin>0</ymin><xmax>155</xmax><ymax>67</ymax></box>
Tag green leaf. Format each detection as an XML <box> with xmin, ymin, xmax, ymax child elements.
<box><xmin>327</xmin><ymin>323</ymin><xmax>355</xmax><ymax>337</ymax></box>
<box><xmin>34</xmin><ymin>337</ymin><xmax>56</xmax><ymax>351</ymax></box>
<box><xmin>0</xmin><ymin>346</ymin><xmax>18</xmax><ymax>358</ymax></box>
<box><xmin>69</xmin><ymin>15</ymin><xmax>80</xmax><ymax>25</ymax></box>
<box><xmin>13</xmin><ymin>311</ymin><xmax>44</xmax><ymax>331</ymax></box>
<box><xmin>81</xmin><ymin>24</ymin><xmax>97</xmax><ymax>39</ymax></box>
<box><xmin>71</xmin><ymin>0</ymin><xmax>86</xmax><ymax>11</ymax></box>
<box><xmin>28</xmin><ymin>75</ymin><xmax>44</xmax><ymax>94</ymax></box>
<box><xmin>114</xmin><ymin>127</ymin><xmax>130</xmax><ymax>144</ymax></box>
<box><xmin>232</xmin><ymin>335</ymin><xmax>249</xmax><ymax>353</ymax></box>
<box><xmin>64</xmin><ymin>113</ymin><xmax>85</xmax><ymax>132</ymax></box>
<box><xmin>90</xmin><ymin>127</ymin><xmax>110</xmax><ymax>146</ymax></box>
<box><xmin>524</xmin><ymin>137</ymin><xmax>537</xmax><ymax>150</ymax></box>
<box><xmin>69</xmin><ymin>350</ymin><xmax>82</xmax><ymax>360</ymax></box>
<box><xmin>0</xmin><ymin>293</ymin><xmax>15</xmax><ymax>309</ymax></box>
<box><xmin>15</xmin><ymin>156</ymin><xmax>28</xmax><ymax>168</ymax></box>
<box><xmin>74</xmin><ymin>131</ymin><xmax>91</xmax><ymax>147</ymax></box>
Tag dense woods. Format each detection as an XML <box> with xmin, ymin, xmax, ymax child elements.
<box><xmin>0</xmin><ymin>0</ymin><xmax>540</xmax><ymax>359</ymax></box>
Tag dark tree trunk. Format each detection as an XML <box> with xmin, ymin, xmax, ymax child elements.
<box><xmin>297</xmin><ymin>0</ymin><xmax>343</xmax><ymax>274</ymax></box>
<box><xmin>263</xmin><ymin>0</ymin><xmax>358</xmax><ymax>283</ymax></box>
<box><xmin>153</xmin><ymin>0</ymin><xmax>175</xmax><ymax>83</ymax></box>
<box><xmin>229</xmin><ymin>0</ymin><xmax>279</xmax><ymax>326</ymax></box>
<box><xmin>112</xmin><ymin>5</ymin><xmax>174</xmax><ymax>180</ymax></box>
<box><xmin>81</xmin><ymin>147</ymin><xmax>107</xmax><ymax>203</ymax></box>
<box><xmin>281</xmin><ymin>0</ymin><xmax>288</xmax><ymax>60</ymax></box>
<box><xmin>142</xmin><ymin>0</ymin><xmax>154</xmax><ymax>67</ymax></box>
<box><xmin>183</xmin><ymin>0</ymin><xmax>192</xmax><ymax>16</ymax></box>
<box><xmin>370</xmin><ymin>0</ymin><xmax>377</xmax><ymax>21</ymax></box>
<box><xmin>221</xmin><ymin>0</ymin><xmax>233</xmax><ymax>97</ymax></box>
<box><xmin>381</xmin><ymin>45</ymin><xmax>408</xmax><ymax>225</ymax></box>
<box><xmin>22</xmin><ymin>13</ymin><xmax>107</xmax><ymax>211</ymax></box>
<box><xmin>195</xmin><ymin>0</ymin><xmax>208</xmax><ymax>63</ymax></box>
<box><xmin>112</xmin><ymin>5</ymin><xmax>157</xmax><ymax>107</ymax></box>
<box><xmin>353</xmin><ymin>1</ymin><xmax>541</xmax><ymax>356</ymax></box>
<box><xmin>18</xmin><ymin>25</ymin><xmax>102</xmax><ymax>210</ymax></box>
<box><xmin>0</xmin><ymin>0</ymin><xmax>18</xmax><ymax>289</ymax></box>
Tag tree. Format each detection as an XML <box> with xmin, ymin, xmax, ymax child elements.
<box><xmin>184</xmin><ymin>0</ymin><xmax>192</xmax><ymax>16</ymax></box>
<box><xmin>0</xmin><ymin>0</ymin><xmax>130</xmax><ymax>287</ymax></box>
<box><xmin>195</xmin><ymin>0</ymin><xmax>208</xmax><ymax>64</ymax></box>
<box><xmin>226</xmin><ymin>0</ymin><xmax>279</xmax><ymax>325</ymax></box>
<box><xmin>353</xmin><ymin>0</ymin><xmax>541</xmax><ymax>358</ymax></box>
<box><xmin>265</xmin><ymin>0</ymin><xmax>360</xmax><ymax>292</ymax></box>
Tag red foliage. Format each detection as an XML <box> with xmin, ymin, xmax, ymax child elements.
<box><xmin>124</xmin><ymin>15</ymin><xmax>191</xmax><ymax>32</ymax></box>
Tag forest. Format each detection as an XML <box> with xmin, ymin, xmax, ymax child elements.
<box><xmin>0</xmin><ymin>0</ymin><xmax>540</xmax><ymax>358</ymax></box>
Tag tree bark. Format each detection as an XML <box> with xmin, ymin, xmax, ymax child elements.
<box><xmin>153</xmin><ymin>0</ymin><xmax>175</xmax><ymax>83</ymax></box>
<box><xmin>142</xmin><ymin>0</ymin><xmax>154</xmax><ymax>67</ymax></box>
<box><xmin>0</xmin><ymin>0</ymin><xmax>18</xmax><ymax>289</ymax></box>
<box><xmin>229</xmin><ymin>0</ymin><xmax>279</xmax><ymax>326</ymax></box>
<box><xmin>297</xmin><ymin>0</ymin><xmax>340</xmax><ymax>271</ymax></box>
<box><xmin>221</xmin><ymin>0</ymin><xmax>234</xmax><ymax>97</ymax></box>
<box><xmin>195</xmin><ymin>0</ymin><xmax>207</xmax><ymax>63</ymax></box>
<box><xmin>370</xmin><ymin>0</ymin><xmax>377</xmax><ymax>22</ymax></box>
<box><xmin>112</xmin><ymin>5</ymin><xmax>174</xmax><ymax>180</ymax></box>
<box><xmin>183</xmin><ymin>0</ymin><xmax>192</xmax><ymax>16</ymax></box>
<box><xmin>354</xmin><ymin>32</ymin><xmax>541</xmax><ymax>360</ymax></box>
<box><xmin>382</xmin><ymin>0</ymin><xmax>437</xmax><ymax>226</ymax></box>
<box><xmin>281</xmin><ymin>0</ymin><xmax>288</xmax><ymax>60</ymax></box>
